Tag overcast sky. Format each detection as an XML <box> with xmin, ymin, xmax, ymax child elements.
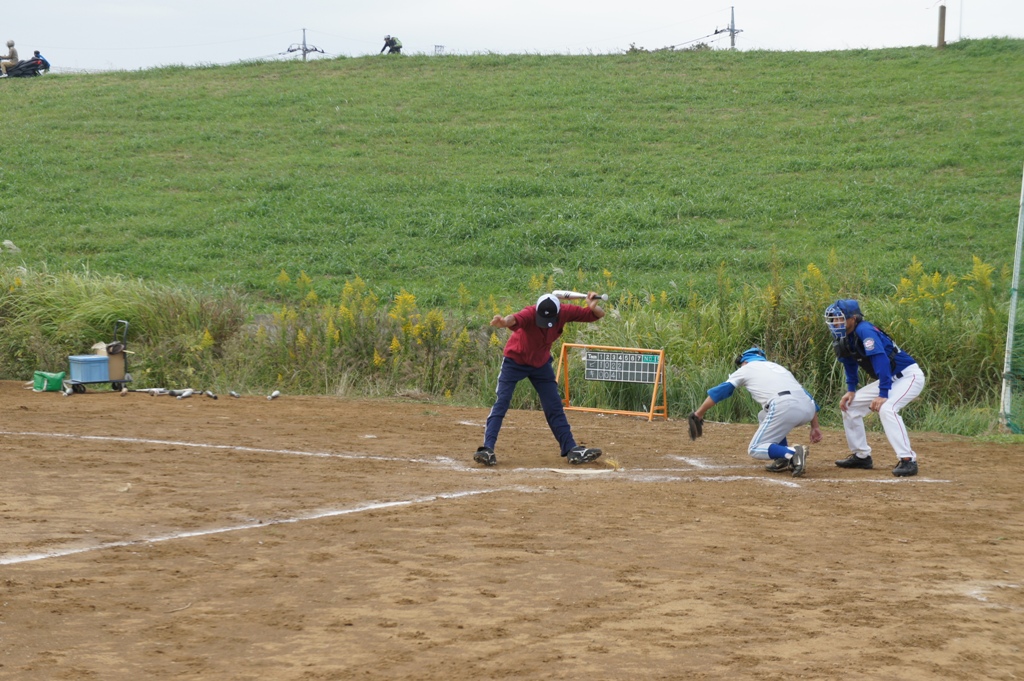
<box><xmin>3</xmin><ymin>1</ymin><xmax>1021</xmax><ymax>72</ymax></box>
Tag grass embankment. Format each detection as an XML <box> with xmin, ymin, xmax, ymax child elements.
<box><xmin>0</xmin><ymin>39</ymin><xmax>1022</xmax><ymax>433</ymax></box>
<box><xmin>1</xmin><ymin>39</ymin><xmax>1022</xmax><ymax>302</ymax></box>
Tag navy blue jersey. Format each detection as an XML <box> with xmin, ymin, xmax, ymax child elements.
<box><xmin>838</xmin><ymin>321</ymin><xmax>917</xmax><ymax>398</ymax></box>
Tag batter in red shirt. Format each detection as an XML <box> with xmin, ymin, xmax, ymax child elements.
<box><xmin>474</xmin><ymin>292</ymin><xmax>605</xmax><ymax>466</ymax></box>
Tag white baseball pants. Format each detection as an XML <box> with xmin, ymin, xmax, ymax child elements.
<box><xmin>748</xmin><ymin>393</ymin><xmax>817</xmax><ymax>460</ymax></box>
<box><xmin>842</xmin><ymin>363</ymin><xmax>925</xmax><ymax>461</ymax></box>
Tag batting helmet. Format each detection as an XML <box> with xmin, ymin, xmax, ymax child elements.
<box><xmin>735</xmin><ymin>346</ymin><xmax>767</xmax><ymax>367</ymax></box>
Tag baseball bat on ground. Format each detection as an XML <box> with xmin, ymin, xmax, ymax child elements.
<box><xmin>552</xmin><ymin>290</ymin><xmax>609</xmax><ymax>301</ymax></box>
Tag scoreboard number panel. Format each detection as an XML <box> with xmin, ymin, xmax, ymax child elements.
<box><xmin>584</xmin><ymin>351</ymin><xmax>660</xmax><ymax>384</ymax></box>
<box><xmin>556</xmin><ymin>343</ymin><xmax>668</xmax><ymax>421</ymax></box>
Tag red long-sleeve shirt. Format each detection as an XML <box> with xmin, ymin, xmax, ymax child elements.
<box><xmin>503</xmin><ymin>304</ymin><xmax>599</xmax><ymax>368</ymax></box>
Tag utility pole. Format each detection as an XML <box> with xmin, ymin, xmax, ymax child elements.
<box><xmin>286</xmin><ymin>28</ymin><xmax>325</xmax><ymax>62</ymax></box>
<box><xmin>715</xmin><ymin>7</ymin><xmax>744</xmax><ymax>50</ymax></box>
<box><xmin>729</xmin><ymin>7</ymin><xmax>742</xmax><ymax>49</ymax></box>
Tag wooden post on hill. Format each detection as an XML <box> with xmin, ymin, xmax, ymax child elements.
<box><xmin>937</xmin><ymin>4</ymin><xmax>947</xmax><ymax>49</ymax></box>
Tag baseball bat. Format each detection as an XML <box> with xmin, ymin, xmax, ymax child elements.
<box><xmin>552</xmin><ymin>290</ymin><xmax>609</xmax><ymax>301</ymax></box>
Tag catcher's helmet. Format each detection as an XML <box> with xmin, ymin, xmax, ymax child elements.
<box><xmin>735</xmin><ymin>346</ymin><xmax>767</xmax><ymax>367</ymax></box>
<box><xmin>824</xmin><ymin>299</ymin><xmax>862</xmax><ymax>339</ymax></box>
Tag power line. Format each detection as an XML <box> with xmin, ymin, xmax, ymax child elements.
<box><xmin>567</xmin><ymin>6</ymin><xmax>732</xmax><ymax>52</ymax></box>
<box><xmin>303</xmin><ymin>28</ymin><xmax>379</xmax><ymax>46</ymax></box>
<box><xmin>33</xmin><ymin>30</ymin><xmax>297</xmax><ymax>52</ymax></box>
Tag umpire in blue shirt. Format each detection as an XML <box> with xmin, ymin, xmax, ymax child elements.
<box><xmin>825</xmin><ymin>299</ymin><xmax>925</xmax><ymax>477</ymax></box>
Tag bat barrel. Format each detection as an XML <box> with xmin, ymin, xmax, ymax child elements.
<box><xmin>552</xmin><ymin>290</ymin><xmax>609</xmax><ymax>301</ymax></box>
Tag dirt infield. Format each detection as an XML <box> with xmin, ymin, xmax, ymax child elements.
<box><xmin>1</xmin><ymin>379</ymin><xmax>1022</xmax><ymax>680</ymax></box>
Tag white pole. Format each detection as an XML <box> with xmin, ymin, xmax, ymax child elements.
<box><xmin>730</xmin><ymin>7</ymin><xmax>736</xmax><ymax>50</ymax></box>
<box><xmin>999</xmin><ymin>163</ymin><xmax>1024</xmax><ymax>430</ymax></box>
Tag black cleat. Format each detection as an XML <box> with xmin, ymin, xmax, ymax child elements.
<box><xmin>474</xmin><ymin>446</ymin><xmax>496</xmax><ymax>466</ymax></box>
<box><xmin>790</xmin><ymin>445</ymin><xmax>808</xmax><ymax>478</ymax></box>
<box><xmin>892</xmin><ymin>458</ymin><xmax>918</xmax><ymax>477</ymax></box>
<box><xmin>764</xmin><ymin>457</ymin><xmax>793</xmax><ymax>473</ymax></box>
<box><xmin>567</xmin><ymin>446</ymin><xmax>602</xmax><ymax>465</ymax></box>
<box><xmin>835</xmin><ymin>453</ymin><xmax>873</xmax><ymax>469</ymax></box>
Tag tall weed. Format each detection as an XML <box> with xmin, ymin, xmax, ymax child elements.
<box><xmin>0</xmin><ymin>255</ymin><xmax>1008</xmax><ymax>436</ymax></box>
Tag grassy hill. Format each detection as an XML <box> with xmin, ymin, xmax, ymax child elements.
<box><xmin>0</xmin><ymin>40</ymin><xmax>1021</xmax><ymax>434</ymax></box>
<box><xmin>1</xmin><ymin>39</ymin><xmax>1022</xmax><ymax>306</ymax></box>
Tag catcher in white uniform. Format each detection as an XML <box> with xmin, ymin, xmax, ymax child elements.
<box><xmin>688</xmin><ymin>347</ymin><xmax>822</xmax><ymax>477</ymax></box>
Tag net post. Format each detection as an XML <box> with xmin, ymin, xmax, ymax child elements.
<box><xmin>1000</xmin><ymin>163</ymin><xmax>1024</xmax><ymax>432</ymax></box>
<box><xmin>556</xmin><ymin>343</ymin><xmax>572</xmax><ymax>408</ymax></box>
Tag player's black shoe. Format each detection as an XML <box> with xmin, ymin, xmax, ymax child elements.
<box><xmin>473</xmin><ymin>446</ymin><xmax>496</xmax><ymax>466</ymax></box>
<box><xmin>764</xmin><ymin>457</ymin><xmax>793</xmax><ymax>473</ymax></box>
<box><xmin>567</xmin><ymin>446</ymin><xmax>601</xmax><ymax>465</ymax></box>
<box><xmin>835</xmin><ymin>453</ymin><xmax>873</xmax><ymax>469</ymax></box>
<box><xmin>892</xmin><ymin>458</ymin><xmax>918</xmax><ymax>477</ymax></box>
<box><xmin>790</xmin><ymin>445</ymin><xmax>808</xmax><ymax>477</ymax></box>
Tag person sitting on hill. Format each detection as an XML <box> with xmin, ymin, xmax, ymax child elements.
<box><xmin>0</xmin><ymin>40</ymin><xmax>19</xmax><ymax>77</ymax></box>
<box><xmin>380</xmin><ymin>35</ymin><xmax>402</xmax><ymax>54</ymax></box>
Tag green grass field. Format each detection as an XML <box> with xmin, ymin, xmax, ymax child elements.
<box><xmin>1</xmin><ymin>39</ymin><xmax>1021</xmax><ymax>304</ymax></box>
<box><xmin>0</xmin><ymin>39</ymin><xmax>1022</xmax><ymax>433</ymax></box>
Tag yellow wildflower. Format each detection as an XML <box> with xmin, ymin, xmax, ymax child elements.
<box><xmin>457</xmin><ymin>283</ymin><xmax>472</xmax><ymax>308</ymax></box>
<box><xmin>199</xmin><ymin>329</ymin><xmax>215</xmax><ymax>351</ymax></box>
<box><xmin>455</xmin><ymin>328</ymin><xmax>470</xmax><ymax>354</ymax></box>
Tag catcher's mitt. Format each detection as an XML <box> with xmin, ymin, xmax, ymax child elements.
<box><xmin>687</xmin><ymin>411</ymin><xmax>704</xmax><ymax>440</ymax></box>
